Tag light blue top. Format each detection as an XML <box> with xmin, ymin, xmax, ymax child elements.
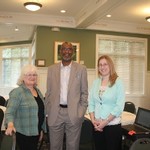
<box><xmin>88</xmin><ymin>77</ymin><xmax>125</xmax><ymax>120</ymax></box>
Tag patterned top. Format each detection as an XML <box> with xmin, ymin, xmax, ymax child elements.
<box><xmin>5</xmin><ymin>84</ymin><xmax>46</xmax><ymax>136</ymax></box>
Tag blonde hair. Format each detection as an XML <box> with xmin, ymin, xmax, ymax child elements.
<box><xmin>97</xmin><ymin>55</ymin><xmax>118</xmax><ymax>87</ymax></box>
<box><xmin>17</xmin><ymin>64</ymin><xmax>38</xmax><ymax>86</ymax></box>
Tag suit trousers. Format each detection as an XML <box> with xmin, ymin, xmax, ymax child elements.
<box><xmin>48</xmin><ymin>107</ymin><xmax>82</xmax><ymax>150</ymax></box>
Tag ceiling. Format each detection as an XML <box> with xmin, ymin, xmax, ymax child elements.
<box><xmin>0</xmin><ymin>0</ymin><xmax>150</xmax><ymax>43</ymax></box>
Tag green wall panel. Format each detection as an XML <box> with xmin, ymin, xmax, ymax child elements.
<box><xmin>36</xmin><ymin>26</ymin><xmax>150</xmax><ymax>70</ymax></box>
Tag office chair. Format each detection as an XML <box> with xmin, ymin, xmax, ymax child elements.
<box><xmin>38</xmin><ymin>117</ymin><xmax>50</xmax><ymax>150</ymax></box>
<box><xmin>129</xmin><ymin>138</ymin><xmax>150</xmax><ymax>150</ymax></box>
<box><xmin>0</xmin><ymin>108</ymin><xmax>4</xmax><ymax>135</ymax></box>
<box><xmin>79</xmin><ymin>117</ymin><xmax>95</xmax><ymax>150</ymax></box>
<box><xmin>124</xmin><ymin>101</ymin><xmax>136</xmax><ymax>114</ymax></box>
<box><xmin>0</xmin><ymin>96</ymin><xmax>6</xmax><ymax>106</ymax></box>
<box><xmin>38</xmin><ymin>132</ymin><xmax>50</xmax><ymax>150</ymax></box>
<box><xmin>0</xmin><ymin>107</ymin><xmax>4</xmax><ymax>147</ymax></box>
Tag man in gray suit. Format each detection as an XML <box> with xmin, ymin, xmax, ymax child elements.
<box><xmin>45</xmin><ymin>41</ymin><xmax>88</xmax><ymax>150</ymax></box>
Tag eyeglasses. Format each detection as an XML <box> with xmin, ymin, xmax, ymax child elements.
<box><xmin>62</xmin><ymin>48</ymin><xmax>72</xmax><ymax>51</ymax></box>
<box><xmin>99</xmin><ymin>63</ymin><xmax>108</xmax><ymax>68</ymax></box>
<box><xmin>24</xmin><ymin>74</ymin><xmax>37</xmax><ymax>77</ymax></box>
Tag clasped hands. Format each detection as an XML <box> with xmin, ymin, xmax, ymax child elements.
<box><xmin>93</xmin><ymin>119</ymin><xmax>108</xmax><ymax>132</ymax></box>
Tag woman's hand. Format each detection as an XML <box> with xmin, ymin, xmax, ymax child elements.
<box><xmin>96</xmin><ymin>120</ymin><xmax>108</xmax><ymax>131</ymax></box>
<box><xmin>92</xmin><ymin>119</ymin><xmax>103</xmax><ymax>132</ymax></box>
<box><xmin>5</xmin><ymin>122</ymin><xmax>16</xmax><ymax>135</ymax></box>
<box><xmin>89</xmin><ymin>112</ymin><xmax>103</xmax><ymax>131</ymax></box>
<box><xmin>39</xmin><ymin>130</ymin><xmax>44</xmax><ymax>142</ymax></box>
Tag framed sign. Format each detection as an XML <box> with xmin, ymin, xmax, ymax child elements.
<box><xmin>54</xmin><ymin>41</ymin><xmax>80</xmax><ymax>63</ymax></box>
<box><xmin>35</xmin><ymin>59</ymin><xmax>46</xmax><ymax>67</ymax></box>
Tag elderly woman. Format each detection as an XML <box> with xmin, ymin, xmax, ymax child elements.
<box><xmin>5</xmin><ymin>65</ymin><xmax>45</xmax><ymax>150</ymax></box>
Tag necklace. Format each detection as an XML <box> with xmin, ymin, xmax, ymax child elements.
<box><xmin>99</xmin><ymin>86</ymin><xmax>106</xmax><ymax>105</ymax></box>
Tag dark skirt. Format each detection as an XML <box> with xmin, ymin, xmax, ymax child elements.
<box><xmin>16</xmin><ymin>132</ymin><xmax>39</xmax><ymax>150</ymax></box>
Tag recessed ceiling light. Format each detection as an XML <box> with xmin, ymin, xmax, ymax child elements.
<box><xmin>106</xmin><ymin>14</ymin><xmax>111</xmax><ymax>18</ymax></box>
<box><xmin>146</xmin><ymin>16</ymin><xmax>150</xmax><ymax>22</ymax></box>
<box><xmin>60</xmin><ymin>10</ymin><xmax>66</xmax><ymax>13</ymax></box>
<box><xmin>15</xmin><ymin>27</ymin><xmax>19</xmax><ymax>31</ymax></box>
<box><xmin>51</xmin><ymin>27</ymin><xmax>60</xmax><ymax>32</ymax></box>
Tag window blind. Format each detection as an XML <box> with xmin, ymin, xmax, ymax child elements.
<box><xmin>0</xmin><ymin>44</ymin><xmax>33</xmax><ymax>96</ymax></box>
<box><xmin>97</xmin><ymin>35</ymin><xmax>147</xmax><ymax>96</ymax></box>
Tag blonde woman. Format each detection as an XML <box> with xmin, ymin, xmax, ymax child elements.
<box><xmin>88</xmin><ymin>55</ymin><xmax>125</xmax><ymax>150</ymax></box>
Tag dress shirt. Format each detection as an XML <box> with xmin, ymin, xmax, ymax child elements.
<box><xmin>60</xmin><ymin>63</ymin><xmax>71</xmax><ymax>105</ymax></box>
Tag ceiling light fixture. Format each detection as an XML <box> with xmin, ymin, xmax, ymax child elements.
<box><xmin>51</xmin><ymin>27</ymin><xmax>60</xmax><ymax>32</ymax></box>
<box><xmin>24</xmin><ymin>2</ymin><xmax>42</xmax><ymax>11</ymax></box>
<box><xmin>15</xmin><ymin>27</ymin><xmax>19</xmax><ymax>31</ymax></box>
<box><xmin>146</xmin><ymin>16</ymin><xmax>150</xmax><ymax>22</ymax></box>
<box><xmin>60</xmin><ymin>10</ymin><xmax>66</xmax><ymax>13</ymax></box>
<box><xmin>106</xmin><ymin>14</ymin><xmax>111</xmax><ymax>18</ymax></box>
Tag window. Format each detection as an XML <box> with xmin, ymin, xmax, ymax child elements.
<box><xmin>96</xmin><ymin>34</ymin><xmax>147</xmax><ymax>96</ymax></box>
<box><xmin>0</xmin><ymin>44</ymin><xmax>33</xmax><ymax>96</ymax></box>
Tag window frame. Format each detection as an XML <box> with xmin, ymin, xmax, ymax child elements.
<box><xmin>0</xmin><ymin>44</ymin><xmax>33</xmax><ymax>96</ymax></box>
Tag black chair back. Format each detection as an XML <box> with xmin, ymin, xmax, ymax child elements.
<box><xmin>0</xmin><ymin>133</ymin><xmax>16</xmax><ymax>150</ymax></box>
<box><xmin>0</xmin><ymin>96</ymin><xmax>6</xmax><ymax>106</ymax></box>
<box><xmin>38</xmin><ymin>116</ymin><xmax>50</xmax><ymax>150</ymax></box>
<box><xmin>129</xmin><ymin>138</ymin><xmax>150</xmax><ymax>150</ymax></box>
<box><xmin>0</xmin><ymin>108</ymin><xmax>4</xmax><ymax>134</ymax></box>
<box><xmin>124</xmin><ymin>101</ymin><xmax>136</xmax><ymax>114</ymax></box>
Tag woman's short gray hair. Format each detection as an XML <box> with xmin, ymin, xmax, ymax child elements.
<box><xmin>17</xmin><ymin>64</ymin><xmax>38</xmax><ymax>86</ymax></box>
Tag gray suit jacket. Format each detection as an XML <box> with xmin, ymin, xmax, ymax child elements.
<box><xmin>45</xmin><ymin>61</ymin><xmax>88</xmax><ymax>126</ymax></box>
